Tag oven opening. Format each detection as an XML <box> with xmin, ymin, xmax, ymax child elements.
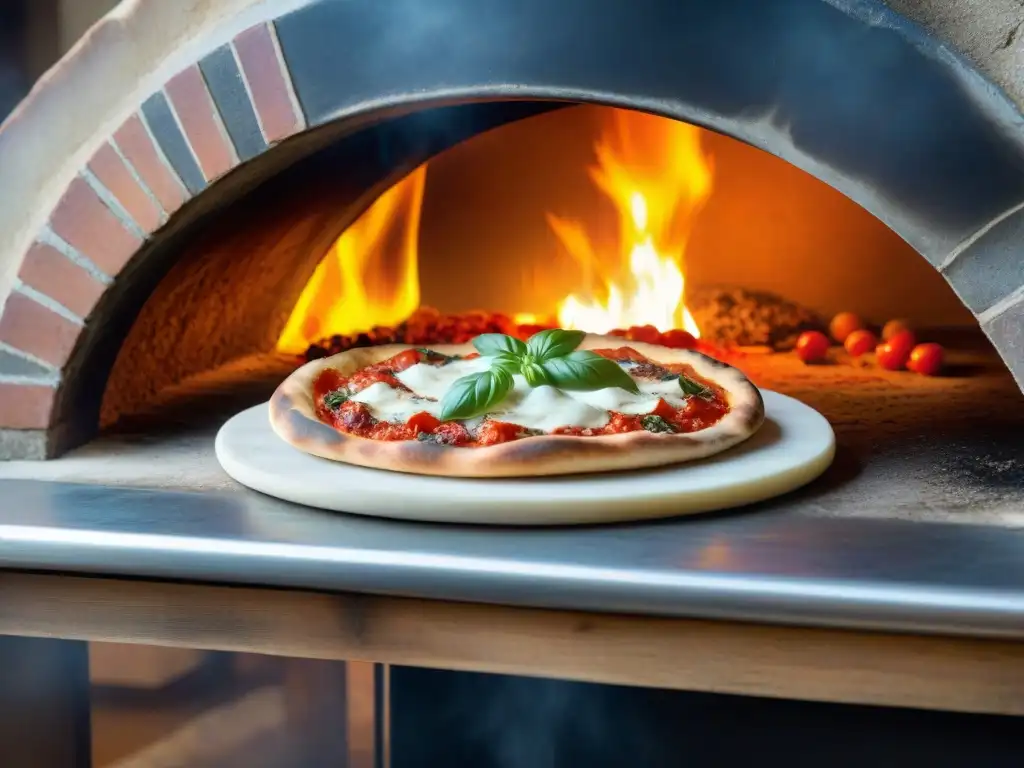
<box><xmin>273</xmin><ymin>105</ymin><xmax>971</xmax><ymax>365</ymax></box>
<box><xmin>4</xmin><ymin>100</ymin><xmax>1017</xmax><ymax>507</ymax></box>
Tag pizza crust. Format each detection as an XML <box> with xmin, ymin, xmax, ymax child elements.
<box><xmin>269</xmin><ymin>335</ymin><xmax>765</xmax><ymax>478</ymax></box>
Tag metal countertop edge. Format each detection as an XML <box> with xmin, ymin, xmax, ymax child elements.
<box><xmin>0</xmin><ymin>528</ymin><xmax>1021</xmax><ymax>640</ymax></box>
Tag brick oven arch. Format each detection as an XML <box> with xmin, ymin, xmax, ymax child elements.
<box><xmin>1</xmin><ymin>0</ymin><xmax>1023</xmax><ymax>458</ymax></box>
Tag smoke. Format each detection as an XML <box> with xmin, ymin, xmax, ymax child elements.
<box><xmin>463</xmin><ymin>673</ymin><xmax>659</xmax><ymax>768</ymax></box>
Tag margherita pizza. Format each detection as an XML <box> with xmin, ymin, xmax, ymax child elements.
<box><xmin>270</xmin><ymin>331</ymin><xmax>764</xmax><ymax>477</ymax></box>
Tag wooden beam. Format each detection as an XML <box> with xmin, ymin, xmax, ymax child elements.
<box><xmin>0</xmin><ymin>572</ymin><xmax>1021</xmax><ymax>716</ymax></box>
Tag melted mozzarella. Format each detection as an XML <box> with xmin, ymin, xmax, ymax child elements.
<box><xmin>355</xmin><ymin>355</ymin><xmax>691</xmax><ymax>428</ymax></box>
<box><xmin>570</xmin><ymin>378</ymin><xmax>687</xmax><ymax>414</ymax></box>
<box><xmin>492</xmin><ymin>384</ymin><xmax>610</xmax><ymax>430</ymax></box>
<box><xmin>350</xmin><ymin>382</ymin><xmax>442</xmax><ymax>422</ymax></box>
<box><xmin>395</xmin><ymin>357</ymin><xmax>491</xmax><ymax>399</ymax></box>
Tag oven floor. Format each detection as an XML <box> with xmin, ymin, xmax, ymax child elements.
<box><xmin>2</xmin><ymin>333</ymin><xmax>1021</xmax><ymax>527</ymax></box>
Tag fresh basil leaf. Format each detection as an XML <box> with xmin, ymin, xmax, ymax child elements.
<box><xmin>473</xmin><ymin>333</ymin><xmax>527</xmax><ymax>358</ymax></box>
<box><xmin>323</xmin><ymin>390</ymin><xmax>349</xmax><ymax>409</ymax></box>
<box><xmin>522</xmin><ymin>362</ymin><xmax>552</xmax><ymax>388</ymax></box>
<box><xmin>490</xmin><ymin>352</ymin><xmax>523</xmax><ymax>376</ymax></box>
<box><xmin>540</xmin><ymin>351</ymin><xmax>641</xmax><ymax>394</ymax></box>
<box><xmin>439</xmin><ymin>368</ymin><xmax>514</xmax><ymax>421</ymax></box>
<box><xmin>526</xmin><ymin>329</ymin><xmax>585</xmax><ymax>361</ymax></box>
<box><xmin>659</xmin><ymin>373</ymin><xmax>680</xmax><ymax>382</ymax></box>
<box><xmin>678</xmin><ymin>375</ymin><xmax>712</xmax><ymax>399</ymax></box>
<box><xmin>641</xmin><ymin>415</ymin><xmax>676</xmax><ymax>433</ymax></box>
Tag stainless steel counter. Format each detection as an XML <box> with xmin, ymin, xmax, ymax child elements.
<box><xmin>0</xmin><ymin>478</ymin><xmax>1022</xmax><ymax>639</ymax></box>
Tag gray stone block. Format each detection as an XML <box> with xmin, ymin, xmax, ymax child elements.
<box><xmin>0</xmin><ymin>350</ymin><xmax>55</xmax><ymax>380</ymax></box>
<box><xmin>943</xmin><ymin>207</ymin><xmax>1024</xmax><ymax>313</ymax></box>
<box><xmin>983</xmin><ymin>297</ymin><xmax>1024</xmax><ymax>391</ymax></box>
<box><xmin>141</xmin><ymin>91</ymin><xmax>206</xmax><ymax>195</ymax></box>
<box><xmin>199</xmin><ymin>45</ymin><xmax>268</xmax><ymax>163</ymax></box>
<box><xmin>0</xmin><ymin>428</ymin><xmax>48</xmax><ymax>460</ymax></box>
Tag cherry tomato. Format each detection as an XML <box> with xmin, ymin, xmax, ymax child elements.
<box><xmin>475</xmin><ymin>420</ymin><xmax>522</xmax><ymax>446</ymax></box>
<box><xmin>829</xmin><ymin>312</ymin><xmax>864</xmax><ymax>343</ymax></box>
<box><xmin>875</xmin><ymin>340</ymin><xmax>912</xmax><ymax>371</ymax></box>
<box><xmin>651</xmin><ymin>398</ymin><xmax>678</xmax><ymax>422</ymax></box>
<box><xmin>627</xmin><ymin>325</ymin><xmax>662</xmax><ymax>344</ymax></box>
<box><xmin>907</xmin><ymin>343</ymin><xmax>944</xmax><ymax>376</ymax></box>
<box><xmin>407</xmin><ymin>411</ymin><xmax>441</xmax><ymax>434</ymax></box>
<box><xmin>660</xmin><ymin>329</ymin><xmax>698</xmax><ymax>349</ymax></box>
<box><xmin>796</xmin><ymin>331</ymin><xmax>830</xmax><ymax>363</ymax></box>
<box><xmin>390</xmin><ymin>349</ymin><xmax>422</xmax><ymax>371</ymax></box>
<box><xmin>882</xmin><ymin>319</ymin><xmax>913</xmax><ymax>341</ymax></box>
<box><xmin>885</xmin><ymin>329</ymin><xmax>916</xmax><ymax>360</ymax></box>
<box><xmin>844</xmin><ymin>329</ymin><xmax>877</xmax><ymax>357</ymax></box>
<box><xmin>608</xmin><ymin>328</ymin><xmax>629</xmax><ymax>337</ymax></box>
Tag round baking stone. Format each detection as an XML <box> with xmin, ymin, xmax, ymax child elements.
<box><xmin>216</xmin><ymin>391</ymin><xmax>833</xmax><ymax>526</ymax></box>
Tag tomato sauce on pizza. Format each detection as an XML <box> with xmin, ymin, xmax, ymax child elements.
<box><xmin>311</xmin><ymin>346</ymin><xmax>729</xmax><ymax>448</ymax></box>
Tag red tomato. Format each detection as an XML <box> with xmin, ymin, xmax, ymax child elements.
<box><xmin>660</xmin><ymin>329</ymin><xmax>698</xmax><ymax>349</ymax></box>
<box><xmin>843</xmin><ymin>329</ymin><xmax>877</xmax><ymax>357</ymax></box>
<box><xmin>885</xmin><ymin>329</ymin><xmax>916</xmax><ymax>359</ymax></box>
<box><xmin>907</xmin><ymin>343</ymin><xmax>944</xmax><ymax>376</ymax></box>
<box><xmin>795</xmin><ymin>331</ymin><xmax>830</xmax><ymax>363</ymax></box>
<box><xmin>875</xmin><ymin>340</ymin><xmax>912</xmax><ymax>371</ymax></box>
<box><xmin>313</xmin><ymin>369</ymin><xmax>346</xmax><ymax>399</ymax></box>
<box><xmin>390</xmin><ymin>349</ymin><xmax>422</xmax><ymax>371</ymax></box>
<box><xmin>627</xmin><ymin>325</ymin><xmax>662</xmax><ymax>344</ymax></box>
<box><xmin>475</xmin><ymin>420</ymin><xmax>522</xmax><ymax>446</ymax></box>
<box><xmin>651</xmin><ymin>398</ymin><xmax>678</xmax><ymax>422</ymax></box>
<box><xmin>829</xmin><ymin>312</ymin><xmax>864</xmax><ymax>343</ymax></box>
<box><xmin>407</xmin><ymin>411</ymin><xmax>441</xmax><ymax>434</ymax></box>
<box><xmin>882</xmin><ymin>319</ymin><xmax>913</xmax><ymax>341</ymax></box>
<box><xmin>608</xmin><ymin>328</ymin><xmax>629</xmax><ymax>338</ymax></box>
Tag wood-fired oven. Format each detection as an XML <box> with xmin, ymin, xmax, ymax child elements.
<box><xmin>0</xmin><ymin>0</ymin><xmax>1021</xmax><ymax>516</ymax></box>
<box><xmin>1</xmin><ymin>4</ymin><xmax>1024</xmax><ymax>764</ymax></box>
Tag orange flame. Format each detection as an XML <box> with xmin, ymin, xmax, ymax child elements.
<box><xmin>549</xmin><ymin>109</ymin><xmax>712</xmax><ymax>336</ymax></box>
<box><xmin>277</xmin><ymin>166</ymin><xmax>427</xmax><ymax>353</ymax></box>
<box><xmin>279</xmin><ymin>109</ymin><xmax>713</xmax><ymax>352</ymax></box>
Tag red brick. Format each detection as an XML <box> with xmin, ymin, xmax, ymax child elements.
<box><xmin>88</xmin><ymin>142</ymin><xmax>163</xmax><ymax>233</ymax></box>
<box><xmin>0</xmin><ymin>294</ymin><xmax>81</xmax><ymax>368</ymax></box>
<box><xmin>0</xmin><ymin>384</ymin><xmax>56</xmax><ymax>429</ymax></box>
<box><xmin>18</xmin><ymin>242</ymin><xmax>107</xmax><ymax>320</ymax></box>
<box><xmin>165</xmin><ymin>65</ymin><xmax>236</xmax><ymax>181</ymax></box>
<box><xmin>49</xmin><ymin>177</ymin><xmax>143</xmax><ymax>277</ymax></box>
<box><xmin>234</xmin><ymin>24</ymin><xmax>304</xmax><ymax>143</ymax></box>
<box><xmin>114</xmin><ymin>114</ymin><xmax>187</xmax><ymax>214</ymax></box>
